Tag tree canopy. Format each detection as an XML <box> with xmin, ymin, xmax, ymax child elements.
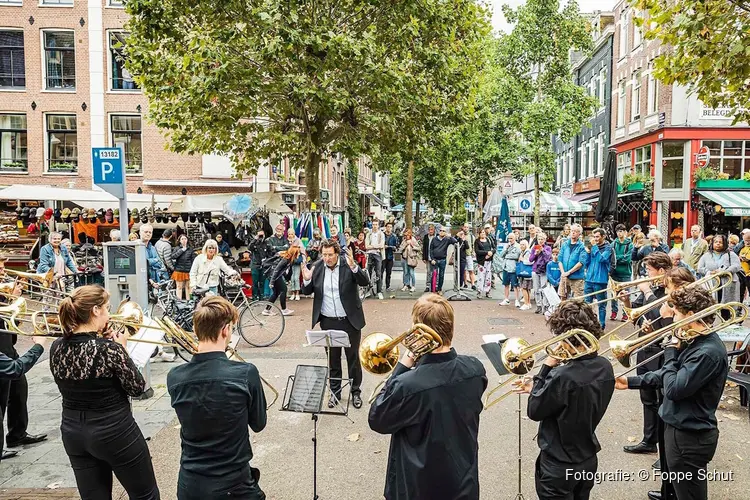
<box><xmin>125</xmin><ymin>0</ymin><xmax>490</xmax><ymax>203</ymax></box>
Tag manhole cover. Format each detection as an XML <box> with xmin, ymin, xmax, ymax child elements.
<box><xmin>487</xmin><ymin>318</ymin><xmax>521</xmax><ymax>326</ymax></box>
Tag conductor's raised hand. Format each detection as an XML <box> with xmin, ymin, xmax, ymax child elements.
<box><xmin>346</xmin><ymin>247</ymin><xmax>356</xmax><ymax>269</ymax></box>
<box><xmin>301</xmin><ymin>263</ymin><xmax>314</xmax><ymax>281</ymax></box>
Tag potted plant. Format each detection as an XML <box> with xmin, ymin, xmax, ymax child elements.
<box><xmin>694</xmin><ymin>166</ymin><xmax>750</xmax><ymax>188</ymax></box>
<box><xmin>1</xmin><ymin>161</ymin><xmax>27</xmax><ymax>171</ymax></box>
<box><xmin>621</xmin><ymin>172</ymin><xmax>649</xmax><ymax>191</ymax></box>
<box><xmin>48</xmin><ymin>162</ymin><xmax>77</xmax><ymax>172</ymax></box>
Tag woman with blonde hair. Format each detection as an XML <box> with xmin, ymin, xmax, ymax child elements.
<box><xmin>264</xmin><ymin>245</ymin><xmax>301</xmax><ymax>316</ymax></box>
<box><xmin>50</xmin><ymin>286</ymin><xmax>159</xmax><ymax>499</ymax></box>
<box><xmin>189</xmin><ymin>239</ymin><xmax>238</xmax><ymax>295</ymax></box>
<box><xmin>398</xmin><ymin>228</ymin><xmax>420</xmax><ymax>292</ymax></box>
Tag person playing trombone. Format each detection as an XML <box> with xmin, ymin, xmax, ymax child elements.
<box><xmin>616</xmin><ymin>286</ymin><xmax>728</xmax><ymax>500</ymax></box>
<box><xmin>513</xmin><ymin>300</ymin><xmax>614</xmax><ymax>500</ymax></box>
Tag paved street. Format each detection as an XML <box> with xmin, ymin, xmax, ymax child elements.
<box><xmin>2</xmin><ymin>264</ymin><xmax>749</xmax><ymax>499</ymax></box>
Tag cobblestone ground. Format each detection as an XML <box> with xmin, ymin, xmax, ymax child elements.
<box><xmin>4</xmin><ymin>264</ymin><xmax>749</xmax><ymax>499</ymax></box>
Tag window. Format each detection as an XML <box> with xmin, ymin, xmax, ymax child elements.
<box><xmin>631</xmin><ymin>71</ymin><xmax>641</xmax><ymax>121</ymax></box>
<box><xmin>556</xmin><ymin>157</ymin><xmax>562</xmax><ymax>187</ymax></box>
<box><xmin>0</xmin><ymin>0</ymin><xmax>24</xmax><ymax>5</ymax></box>
<box><xmin>588</xmin><ymin>137</ymin><xmax>595</xmax><ymax>178</ymax></box>
<box><xmin>111</xmin><ymin>115</ymin><xmax>143</xmax><ymax>174</ymax></box>
<box><xmin>598</xmin><ymin>68</ymin><xmax>606</xmax><ymax>108</ymax></box>
<box><xmin>579</xmin><ymin>146</ymin><xmax>586</xmax><ymax>181</ymax></box>
<box><xmin>46</xmin><ymin>114</ymin><xmax>77</xmax><ymax>172</ymax></box>
<box><xmin>617</xmin><ymin>151</ymin><xmax>632</xmax><ymax>183</ymax></box>
<box><xmin>109</xmin><ymin>32</ymin><xmax>138</xmax><ymax>91</ymax></box>
<box><xmin>42</xmin><ymin>0</ymin><xmax>74</xmax><ymax>4</ymax></box>
<box><xmin>632</xmin><ymin>10</ymin><xmax>643</xmax><ymax>48</ymax></box>
<box><xmin>0</xmin><ymin>31</ymin><xmax>25</xmax><ymax>89</ymax></box>
<box><xmin>43</xmin><ymin>31</ymin><xmax>75</xmax><ymax>90</ymax></box>
<box><xmin>0</xmin><ymin>114</ymin><xmax>27</xmax><ymax>172</ymax></box>
<box><xmin>619</xmin><ymin>12</ymin><xmax>629</xmax><ymax>58</ymax></box>
<box><xmin>702</xmin><ymin>140</ymin><xmax>750</xmax><ymax>180</ymax></box>
<box><xmin>617</xmin><ymin>80</ymin><xmax>626</xmax><ymax>127</ymax></box>
<box><xmin>661</xmin><ymin>141</ymin><xmax>685</xmax><ymax>189</ymax></box>
<box><xmin>647</xmin><ymin>62</ymin><xmax>658</xmax><ymax>115</ymax></box>
<box><xmin>109</xmin><ymin>0</ymin><xmax>125</xmax><ymax>6</ymax></box>
<box><xmin>597</xmin><ymin>133</ymin><xmax>605</xmax><ymax>175</ymax></box>
<box><xmin>635</xmin><ymin>146</ymin><xmax>651</xmax><ymax>176</ymax></box>
<box><xmin>568</xmin><ymin>149</ymin><xmax>574</xmax><ymax>184</ymax></box>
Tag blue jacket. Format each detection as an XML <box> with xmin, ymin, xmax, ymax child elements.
<box><xmin>384</xmin><ymin>234</ymin><xmax>399</xmax><ymax>260</ymax></box>
<box><xmin>583</xmin><ymin>243</ymin><xmax>612</xmax><ymax>284</ymax></box>
<box><xmin>546</xmin><ymin>261</ymin><xmax>561</xmax><ymax>287</ymax></box>
<box><xmin>144</xmin><ymin>242</ymin><xmax>165</xmax><ymax>282</ymax></box>
<box><xmin>558</xmin><ymin>239</ymin><xmax>586</xmax><ymax>280</ymax></box>
<box><xmin>37</xmin><ymin>243</ymin><xmax>77</xmax><ymax>274</ymax></box>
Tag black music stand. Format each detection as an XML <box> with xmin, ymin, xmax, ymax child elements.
<box><xmin>482</xmin><ymin>335</ymin><xmax>526</xmax><ymax>500</ymax></box>
<box><xmin>447</xmin><ymin>241</ymin><xmax>471</xmax><ymax>301</ymax></box>
<box><xmin>305</xmin><ymin>329</ymin><xmax>353</xmax><ymax>417</ymax></box>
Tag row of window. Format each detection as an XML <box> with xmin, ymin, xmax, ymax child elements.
<box><xmin>556</xmin><ymin>133</ymin><xmax>607</xmax><ymax>187</ymax></box>
<box><xmin>582</xmin><ymin>66</ymin><xmax>607</xmax><ymax>110</ymax></box>
<box><xmin>616</xmin><ymin>64</ymin><xmax>659</xmax><ymax>127</ymax></box>
<box><xmin>0</xmin><ymin>112</ymin><xmax>142</xmax><ymax>173</ymax></box>
<box><xmin>618</xmin><ymin>8</ymin><xmax>645</xmax><ymax>60</ymax></box>
<box><xmin>0</xmin><ymin>30</ymin><xmax>136</xmax><ymax>91</ymax></box>
<box><xmin>0</xmin><ymin>1</ymin><xmax>124</xmax><ymax>6</ymax></box>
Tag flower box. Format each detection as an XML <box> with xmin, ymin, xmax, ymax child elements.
<box><xmin>626</xmin><ymin>182</ymin><xmax>644</xmax><ymax>191</ymax></box>
<box><xmin>695</xmin><ymin>179</ymin><xmax>750</xmax><ymax>189</ymax></box>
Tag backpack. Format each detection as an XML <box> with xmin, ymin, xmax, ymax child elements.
<box><xmin>261</xmin><ymin>255</ymin><xmax>281</xmax><ymax>280</ymax></box>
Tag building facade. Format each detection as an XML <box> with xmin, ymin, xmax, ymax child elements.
<box><xmin>610</xmin><ymin>0</ymin><xmax>750</xmax><ymax>242</ymax></box>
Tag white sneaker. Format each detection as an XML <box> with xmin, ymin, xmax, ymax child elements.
<box><xmin>378</xmin><ymin>292</ymin><xmax>384</xmax><ymax>300</ymax></box>
<box><xmin>499</xmin><ymin>299</ymin><xmax>510</xmax><ymax>306</ymax></box>
<box><xmin>520</xmin><ymin>304</ymin><xmax>531</xmax><ymax>311</ymax></box>
<box><xmin>159</xmin><ymin>352</ymin><xmax>176</xmax><ymax>362</ymax></box>
<box><xmin>515</xmin><ymin>300</ymin><xmax>521</xmax><ymax>308</ymax></box>
<box><xmin>281</xmin><ymin>309</ymin><xmax>294</xmax><ymax>316</ymax></box>
<box><xmin>261</xmin><ymin>309</ymin><xmax>275</xmax><ymax>316</ymax></box>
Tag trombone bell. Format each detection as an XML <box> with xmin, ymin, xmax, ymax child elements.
<box><xmin>359</xmin><ymin>333</ymin><xmax>401</xmax><ymax>375</ymax></box>
<box><xmin>501</xmin><ymin>338</ymin><xmax>535</xmax><ymax>375</ymax></box>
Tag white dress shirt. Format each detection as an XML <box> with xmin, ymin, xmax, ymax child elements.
<box><xmin>303</xmin><ymin>260</ymin><xmax>359</xmax><ymax>318</ymax></box>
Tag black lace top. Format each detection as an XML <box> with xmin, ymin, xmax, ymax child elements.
<box><xmin>50</xmin><ymin>333</ymin><xmax>145</xmax><ymax>411</ymax></box>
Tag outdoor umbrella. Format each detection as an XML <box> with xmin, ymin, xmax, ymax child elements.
<box><xmin>495</xmin><ymin>197</ymin><xmax>512</xmax><ymax>247</ymax></box>
<box><xmin>596</xmin><ymin>150</ymin><xmax>619</xmax><ymax>240</ymax></box>
<box><xmin>482</xmin><ymin>187</ymin><xmax>503</xmax><ymax>221</ymax></box>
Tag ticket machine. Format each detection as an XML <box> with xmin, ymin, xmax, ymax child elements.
<box><xmin>102</xmin><ymin>241</ymin><xmax>149</xmax><ymax>312</ymax></box>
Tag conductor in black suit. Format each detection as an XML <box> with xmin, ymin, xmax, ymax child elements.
<box><xmin>302</xmin><ymin>239</ymin><xmax>369</xmax><ymax>409</ymax></box>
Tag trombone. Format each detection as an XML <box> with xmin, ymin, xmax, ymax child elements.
<box><xmin>226</xmin><ymin>346</ymin><xmax>280</xmax><ymax>410</ymax></box>
<box><xmin>483</xmin><ymin>329</ymin><xmax>600</xmax><ymax>409</ymax></box>
<box><xmin>359</xmin><ymin>323</ymin><xmax>443</xmax><ymax>403</ymax></box>
<box><xmin>562</xmin><ymin>275</ymin><xmax>664</xmax><ymax>305</ymax></box>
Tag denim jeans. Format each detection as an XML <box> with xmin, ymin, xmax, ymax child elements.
<box><xmin>584</xmin><ymin>281</ymin><xmax>608</xmax><ymax>328</ymax></box>
<box><xmin>434</xmin><ymin>259</ymin><xmax>447</xmax><ymax>291</ymax></box>
<box><xmin>402</xmin><ymin>261</ymin><xmax>416</xmax><ymax>287</ymax></box>
<box><xmin>532</xmin><ymin>272</ymin><xmax>547</xmax><ymax>305</ymax></box>
<box><xmin>367</xmin><ymin>253</ymin><xmax>383</xmax><ymax>293</ymax></box>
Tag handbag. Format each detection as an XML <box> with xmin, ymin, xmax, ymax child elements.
<box><xmin>516</xmin><ymin>261</ymin><xmax>532</xmax><ymax>278</ymax></box>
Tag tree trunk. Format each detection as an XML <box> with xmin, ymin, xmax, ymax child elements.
<box><xmin>533</xmin><ymin>168</ymin><xmax>541</xmax><ymax>227</ymax></box>
<box><xmin>305</xmin><ymin>150</ymin><xmax>322</xmax><ymax>207</ymax></box>
<box><xmin>405</xmin><ymin>160</ymin><xmax>414</xmax><ymax>231</ymax></box>
<box><xmin>481</xmin><ymin>182</ymin><xmax>487</xmax><ymax>223</ymax></box>
<box><xmin>415</xmin><ymin>200</ymin><xmax>421</xmax><ymax>227</ymax></box>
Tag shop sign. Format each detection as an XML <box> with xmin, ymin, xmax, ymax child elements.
<box><xmin>725</xmin><ymin>207</ymin><xmax>750</xmax><ymax>216</ymax></box>
<box><xmin>560</xmin><ymin>187</ymin><xmax>573</xmax><ymax>199</ymax></box>
<box><xmin>696</xmin><ymin>146</ymin><xmax>711</xmax><ymax>168</ymax></box>
<box><xmin>573</xmin><ymin>177</ymin><xmax>601</xmax><ymax>194</ymax></box>
<box><xmin>700</xmin><ymin>105</ymin><xmax>736</xmax><ymax>120</ymax></box>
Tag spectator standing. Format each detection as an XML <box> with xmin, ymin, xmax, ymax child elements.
<box><xmin>630</xmin><ymin>225</ymin><xmax>645</xmax><ymax>279</ymax></box>
<box><xmin>266</xmin><ymin>224</ymin><xmax>290</xmax><ymax>256</ymax></box>
<box><xmin>331</xmin><ymin>225</ymin><xmax>347</xmax><ymax>250</ymax></box>
<box><xmin>247</xmin><ymin>230</ymin><xmax>270</xmax><ymax>301</ymax></box>
<box><xmin>455</xmin><ymin>230</ymin><xmax>469</xmax><ymax>289</ymax></box>
<box><xmin>366</xmin><ymin>220</ymin><xmax>386</xmax><ymax>300</ymax></box>
<box><xmin>634</xmin><ymin>230</ymin><xmax>669</xmax><ymax>276</ymax></box>
<box><xmin>683</xmin><ymin>224</ymin><xmax>708</xmax><ymax>269</ymax></box>
<box><xmin>516</xmin><ymin>240</ymin><xmax>533</xmax><ymax>311</ymax></box>
<box><xmin>155</xmin><ymin>229</ymin><xmax>175</xmax><ymax>277</ymax></box>
<box><xmin>738</xmin><ymin>231</ymin><xmax>750</xmax><ymax>303</ymax></box>
<box><xmin>383</xmin><ymin>223</ymin><xmax>399</xmax><ymax>291</ymax></box>
<box><xmin>582</xmin><ymin>229</ymin><xmax>613</xmax><ymax>329</ymax></box>
<box><xmin>351</xmin><ymin>232</ymin><xmax>368</xmax><ymax>269</ymax></box>
<box><xmin>611</xmin><ymin>224</ymin><xmax>633</xmax><ymax>322</ymax></box>
<box><xmin>398</xmin><ymin>229</ymin><xmax>419</xmax><ymax>292</ymax></box>
<box><xmin>729</xmin><ymin>234</ymin><xmax>740</xmax><ymax>253</ymax></box>
<box><xmin>462</xmin><ymin>223</ymin><xmax>476</xmax><ymax>290</ymax></box>
<box><xmin>499</xmin><ymin>233</ymin><xmax>521</xmax><ymax>307</ymax></box>
<box><xmin>422</xmin><ymin>224</ymin><xmax>437</xmax><ymax>292</ymax></box>
<box><xmin>529</xmin><ymin>233</ymin><xmax>551</xmax><ymax>314</ymax></box>
<box><xmin>286</xmin><ymin>228</ymin><xmax>306</xmax><ymax>301</ymax></box>
<box><xmin>553</xmin><ymin>224</ymin><xmax>571</xmax><ymax>249</ymax></box>
<box><xmin>557</xmin><ymin>224</ymin><xmax>586</xmax><ymax>299</ymax></box>
<box><xmin>546</xmin><ymin>248</ymin><xmax>562</xmax><ymax>292</ymax></box>
<box><xmin>428</xmin><ymin>226</ymin><xmax>456</xmax><ymax>294</ymax></box>
<box><xmin>697</xmin><ymin>234</ymin><xmax>741</xmax><ymax>320</ymax></box>
<box><xmin>474</xmin><ymin>229</ymin><xmax>494</xmax><ymax>298</ymax></box>
<box><xmin>171</xmin><ymin>235</ymin><xmax>195</xmax><ymax>300</ymax></box>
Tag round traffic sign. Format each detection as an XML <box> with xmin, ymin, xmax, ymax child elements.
<box><xmin>520</xmin><ymin>198</ymin><xmax>532</xmax><ymax>210</ymax></box>
<box><xmin>696</xmin><ymin>146</ymin><xmax>711</xmax><ymax>168</ymax></box>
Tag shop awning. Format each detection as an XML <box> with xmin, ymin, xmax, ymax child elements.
<box><xmin>697</xmin><ymin>190</ymin><xmax>750</xmax><ymax>216</ymax></box>
<box><xmin>366</xmin><ymin>193</ymin><xmax>386</xmax><ymax>206</ymax></box>
<box><xmin>570</xmin><ymin>192</ymin><xmax>600</xmax><ymax>202</ymax></box>
<box><xmin>509</xmin><ymin>192</ymin><xmax>592</xmax><ymax>213</ymax></box>
<box><xmin>0</xmin><ymin>184</ymin><xmax>177</xmax><ymax>209</ymax></box>
<box><xmin>167</xmin><ymin>192</ymin><xmax>292</xmax><ymax>214</ymax></box>
<box><xmin>390</xmin><ymin>202</ymin><xmax>428</xmax><ymax>213</ymax></box>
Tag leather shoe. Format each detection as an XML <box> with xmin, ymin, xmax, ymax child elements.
<box><xmin>328</xmin><ymin>395</ymin><xmax>340</xmax><ymax>409</ymax></box>
<box><xmin>623</xmin><ymin>441</ymin><xmax>657</xmax><ymax>454</ymax></box>
<box><xmin>6</xmin><ymin>433</ymin><xmax>47</xmax><ymax>448</ymax></box>
<box><xmin>647</xmin><ymin>491</ymin><xmax>662</xmax><ymax>500</ymax></box>
<box><xmin>352</xmin><ymin>394</ymin><xmax>363</xmax><ymax>409</ymax></box>
<box><xmin>1</xmin><ymin>450</ymin><xmax>18</xmax><ymax>460</ymax></box>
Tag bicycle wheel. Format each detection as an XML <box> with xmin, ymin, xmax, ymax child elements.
<box><xmin>237</xmin><ymin>301</ymin><xmax>285</xmax><ymax>347</ymax></box>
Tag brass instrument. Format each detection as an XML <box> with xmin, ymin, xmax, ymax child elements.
<box><xmin>4</xmin><ymin>269</ymin><xmax>55</xmax><ymax>289</ymax></box>
<box><xmin>483</xmin><ymin>329</ymin><xmax>600</xmax><ymax>409</ymax></box>
<box><xmin>360</xmin><ymin>324</ymin><xmax>443</xmax><ymax>403</ymax></box>
<box><xmin>611</xmin><ymin>302</ymin><xmax>746</xmax><ymax>377</ymax></box>
<box><xmin>0</xmin><ymin>297</ymin><xmax>34</xmax><ymax>334</ymax></box>
<box><xmin>226</xmin><ymin>346</ymin><xmax>280</xmax><ymax>410</ymax></box>
<box><xmin>563</xmin><ymin>275</ymin><xmax>664</xmax><ymax>304</ymax></box>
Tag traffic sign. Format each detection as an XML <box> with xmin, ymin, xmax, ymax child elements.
<box><xmin>519</xmin><ymin>196</ymin><xmax>533</xmax><ymax>214</ymax></box>
<box><xmin>92</xmin><ymin>147</ymin><xmax>126</xmax><ymax>199</ymax></box>
<box><xmin>464</xmin><ymin>202</ymin><xmax>476</xmax><ymax>212</ymax></box>
<box><xmin>696</xmin><ymin>146</ymin><xmax>711</xmax><ymax>168</ymax></box>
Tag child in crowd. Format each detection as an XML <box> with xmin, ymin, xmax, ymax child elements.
<box><xmin>546</xmin><ymin>248</ymin><xmax>561</xmax><ymax>290</ymax></box>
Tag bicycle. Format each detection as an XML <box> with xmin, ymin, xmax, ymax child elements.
<box><xmin>220</xmin><ymin>273</ymin><xmax>285</xmax><ymax>348</ymax></box>
<box><xmin>354</xmin><ymin>249</ymin><xmax>378</xmax><ymax>300</ymax></box>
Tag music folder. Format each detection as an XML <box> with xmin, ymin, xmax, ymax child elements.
<box><xmin>305</xmin><ymin>329</ymin><xmax>350</xmax><ymax>348</ymax></box>
<box><xmin>481</xmin><ymin>334</ymin><xmax>510</xmax><ymax>377</ymax></box>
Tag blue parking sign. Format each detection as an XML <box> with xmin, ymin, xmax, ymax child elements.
<box><xmin>92</xmin><ymin>147</ymin><xmax>125</xmax><ymax>199</ymax></box>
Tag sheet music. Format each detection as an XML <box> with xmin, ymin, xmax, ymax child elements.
<box><xmin>482</xmin><ymin>333</ymin><xmax>508</xmax><ymax>344</ymax></box>
<box><xmin>305</xmin><ymin>329</ymin><xmax>350</xmax><ymax>348</ymax></box>
<box><xmin>288</xmin><ymin>365</ymin><xmax>328</xmax><ymax>413</ymax></box>
<box><xmin>127</xmin><ymin>316</ymin><xmax>166</xmax><ymax>368</ymax></box>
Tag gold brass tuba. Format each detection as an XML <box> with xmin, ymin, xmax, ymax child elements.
<box><xmin>483</xmin><ymin>329</ymin><xmax>600</xmax><ymax>409</ymax></box>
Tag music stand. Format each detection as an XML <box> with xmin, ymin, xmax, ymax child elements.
<box><xmin>281</xmin><ymin>364</ymin><xmax>329</xmax><ymax>500</ymax></box>
<box><xmin>305</xmin><ymin>329</ymin><xmax>353</xmax><ymax>416</ymax></box>
<box><xmin>482</xmin><ymin>335</ymin><xmax>526</xmax><ymax>500</ymax></box>
<box><xmin>447</xmin><ymin>241</ymin><xmax>471</xmax><ymax>301</ymax></box>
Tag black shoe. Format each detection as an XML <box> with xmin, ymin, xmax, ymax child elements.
<box><xmin>647</xmin><ymin>491</ymin><xmax>662</xmax><ymax>500</ymax></box>
<box><xmin>1</xmin><ymin>450</ymin><xmax>18</xmax><ymax>460</ymax></box>
<box><xmin>535</xmin><ymin>306</ymin><xmax>542</xmax><ymax>314</ymax></box>
<box><xmin>6</xmin><ymin>433</ymin><xmax>47</xmax><ymax>448</ymax></box>
<box><xmin>328</xmin><ymin>395</ymin><xmax>340</xmax><ymax>408</ymax></box>
<box><xmin>352</xmin><ymin>394</ymin><xmax>363</xmax><ymax>409</ymax></box>
<box><xmin>424</xmin><ymin>287</ymin><xmax>430</xmax><ymax>292</ymax></box>
<box><xmin>623</xmin><ymin>441</ymin><xmax>657</xmax><ymax>454</ymax></box>
<box><xmin>652</xmin><ymin>458</ymin><xmax>661</xmax><ymax>471</ymax></box>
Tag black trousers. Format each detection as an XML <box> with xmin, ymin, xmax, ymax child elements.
<box><xmin>535</xmin><ymin>452</ymin><xmax>597</xmax><ymax>500</ymax></box>
<box><xmin>657</xmin><ymin>402</ymin><xmax>677</xmax><ymax>500</ymax></box>
<box><xmin>268</xmin><ymin>277</ymin><xmax>287</xmax><ymax>310</ymax></box>
<box><xmin>459</xmin><ymin>258</ymin><xmax>467</xmax><ymax>287</ymax></box>
<box><xmin>320</xmin><ymin>316</ymin><xmax>362</xmax><ymax>397</ymax></box>
<box><xmin>384</xmin><ymin>258</ymin><xmax>395</xmax><ymax>289</ymax></box>
<box><xmin>664</xmin><ymin>425</ymin><xmax>719</xmax><ymax>500</ymax></box>
<box><xmin>178</xmin><ymin>467</ymin><xmax>265</xmax><ymax>500</ymax></box>
<box><xmin>367</xmin><ymin>254</ymin><xmax>383</xmax><ymax>293</ymax></box>
<box><xmin>637</xmin><ymin>354</ymin><xmax>660</xmax><ymax>445</ymax></box>
<box><xmin>0</xmin><ymin>345</ymin><xmax>29</xmax><ymax>460</ymax></box>
<box><xmin>61</xmin><ymin>405</ymin><xmax>160</xmax><ymax>500</ymax></box>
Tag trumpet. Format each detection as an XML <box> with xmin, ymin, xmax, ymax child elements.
<box><xmin>483</xmin><ymin>329</ymin><xmax>600</xmax><ymax>409</ymax></box>
<box><xmin>360</xmin><ymin>323</ymin><xmax>443</xmax><ymax>403</ymax></box>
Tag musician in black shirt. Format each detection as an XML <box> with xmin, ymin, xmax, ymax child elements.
<box><xmin>168</xmin><ymin>296</ymin><xmax>267</xmax><ymax>500</ymax></box>
<box><xmin>623</xmin><ymin>252</ymin><xmax>673</xmax><ymax>455</ymax></box>
<box><xmin>369</xmin><ymin>294</ymin><xmax>487</xmax><ymax>500</ymax></box>
<box><xmin>514</xmin><ymin>301</ymin><xmax>614</xmax><ymax>500</ymax></box>
<box><xmin>617</xmin><ymin>286</ymin><xmax>727</xmax><ymax>500</ymax></box>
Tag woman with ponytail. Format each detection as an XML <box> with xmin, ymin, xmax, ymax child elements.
<box><xmin>50</xmin><ymin>286</ymin><xmax>160</xmax><ymax>499</ymax></box>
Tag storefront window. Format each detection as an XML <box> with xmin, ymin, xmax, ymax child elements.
<box><xmin>617</xmin><ymin>151</ymin><xmax>632</xmax><ymax>183</ymax></box>
<box><xmin>635</xmin><ymin>146</ymin><xmax>651</xmax><ymax>176</ymax></box>
<box><xmin>702</xmin><ymin>140</ymin><xmax>750</xmax><ymax>179</ymax></box>
<box><xmin>661</xmin><ymin>141</ymin><xmax>685</xmax><ymax>189</ymax></box>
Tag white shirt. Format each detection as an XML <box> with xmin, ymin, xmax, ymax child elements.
<box><xmin>303</xmin><ymin>259</ymin><xmax>359</xmax><ymax>318</ymax></box>
<box><xmin>366</xmin><ymin>230</ymin><xmax>385</xmax><ymax>258</ymax></box>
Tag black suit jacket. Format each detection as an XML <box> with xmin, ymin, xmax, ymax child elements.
<box><xmin>301</xmin><ymin>257</ymin><xmax>369</xmax><ymax>330</ymax></box>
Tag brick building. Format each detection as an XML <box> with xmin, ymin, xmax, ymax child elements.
<box><xmin>611</xmin><ymin>0</ymin><xmax>750</xmax><ymax>242</ymax></box>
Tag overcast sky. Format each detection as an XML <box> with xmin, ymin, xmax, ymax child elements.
<box><xmin>490</xmin><ymin>0</ymin><xmax>618</xmax><ymax>34</ymax></box>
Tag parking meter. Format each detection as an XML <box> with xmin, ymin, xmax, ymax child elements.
<box><xmin>103</xmin><ymin>241</ymin><xmax>149</xmax><ymax>312</ymax></box>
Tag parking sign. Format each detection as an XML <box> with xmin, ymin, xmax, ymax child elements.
<box><xmin>92</xmin><ymin>147</ymin><xmax>126</xmax><ymax>199</ymax></box>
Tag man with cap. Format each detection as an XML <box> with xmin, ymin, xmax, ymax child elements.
<box><xmin>429</xmin><ymin>226</ymin><xmax>457</xmax><ymax>294</ymax></box>
<box><xmin>683</xmin><ymin>225</ymin><xmax>708</xmax><ymax>270</ymax></box>
<box><xmin>733</xmin><ymin>228</ymin><xmax>750</xmax><ymax>255</ymax></box>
